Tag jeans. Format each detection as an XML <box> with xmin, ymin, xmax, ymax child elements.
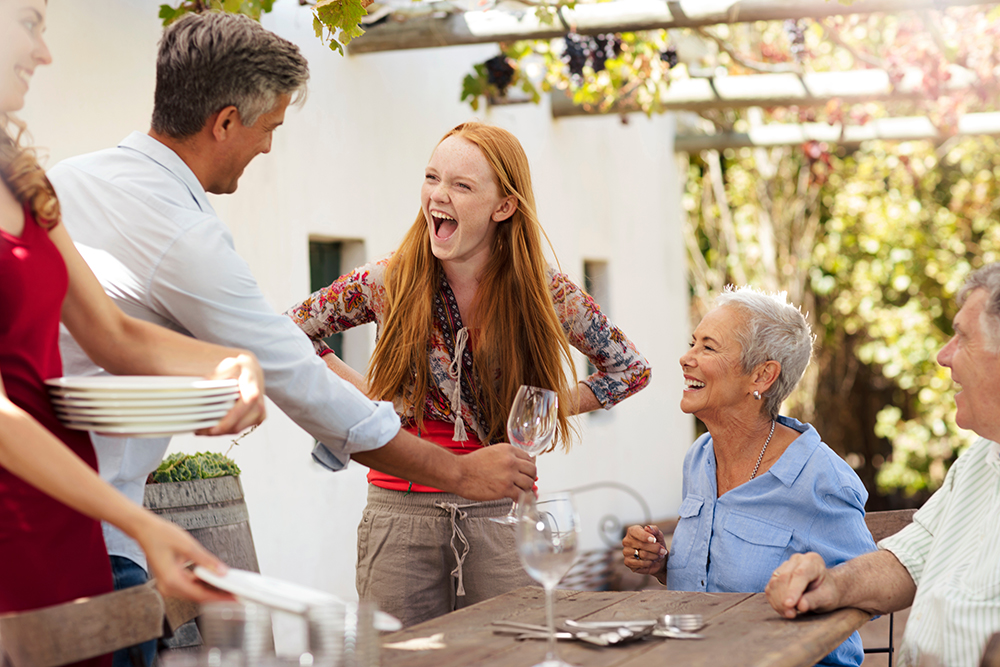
<box><xmin>110</xmin><ymin>555</ymin><xmax>158</xmax><ymax>667</ymax></box>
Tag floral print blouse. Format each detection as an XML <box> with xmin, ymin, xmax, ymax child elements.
<box><xmin>285</xmin><ymin>256</ymin><xmax>651</xmax><ymax>444</ymax></box>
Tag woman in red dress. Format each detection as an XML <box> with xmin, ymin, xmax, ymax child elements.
<box><xmin>0</xmin><ymin>2</ymin><xmax>268</xmax><ymax>663</ymax></box>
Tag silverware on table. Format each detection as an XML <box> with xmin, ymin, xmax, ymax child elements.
<box><xmin>491</xmin><ymin>620</ymin><xmax>650</xmax><ymax>646</ymax></box>
<box><xmin>564</xmin><ymin>613</ymin><xmax>705</xmax><ymax>640</ymax></box>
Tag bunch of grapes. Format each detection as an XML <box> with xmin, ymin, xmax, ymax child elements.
<box><xmin>563</xmin><ymin>33</ymin><xmax>591</xmax><ymax>83</ymax></box>
<box><xmin>591</xmin><ymin>34</ymin><xmax>622</xmax><ymax>73</ymax></box>
<box><xmin>784</xmin><ymin>19</ymin><xmax>806</xmax><ymax>61</ymax></box>
<box><xmin>660</xmin><ymin>45</ymin><xmax>678</xmax><ymax>69</ymax></box>
<box><xmin>485</xmin><ymin>55</ymin><xmax>516</xmax><ymax>95</ymax></box>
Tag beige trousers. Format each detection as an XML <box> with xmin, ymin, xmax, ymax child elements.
<box><xmin>356</xmin><ymin>485</ymin><xmax>533</xmax><ymax>628</ymax></box>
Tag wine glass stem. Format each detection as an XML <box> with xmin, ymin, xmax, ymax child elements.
<box><xmin>544</xmin><ymin>583</ymin><xmax>558</xmax><ymax>662</ymax></box>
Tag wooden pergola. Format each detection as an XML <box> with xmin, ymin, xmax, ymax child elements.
<box><xmin>349</xmin><ymin>0</ymin><xmax>990</xmax><ymax>53</ymax></box>
<box><xmin>348</xmin><ymin>0</ymin><xmax>1000</xmax><ymax>147</ymax></box>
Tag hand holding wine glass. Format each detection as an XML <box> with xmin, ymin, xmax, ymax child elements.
<box><xmin>516</xmin><ymin>491</ymin><xmax>580</xmax><ymax>667</ymax></box>
<box><xmin>491</xmin><ymin>385</ymin><xmax>558</xmax><ymax>525</ymax></box>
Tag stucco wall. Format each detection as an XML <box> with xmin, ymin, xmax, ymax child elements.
<box><xmin>25</xmin><ymin>0</ymin><xmax>692</xmax><ymax>630</ymax></box>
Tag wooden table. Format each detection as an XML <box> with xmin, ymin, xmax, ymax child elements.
<box><xmin>380</xmin><ymin>586</ymin><xmax>871</xmax><ymax>667</ymax></box>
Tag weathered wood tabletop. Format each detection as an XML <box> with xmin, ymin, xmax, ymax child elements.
<box><xmin>381</xmin><ymin>586</ymin><xmax>871</xmax><ymax>667</ymax></box>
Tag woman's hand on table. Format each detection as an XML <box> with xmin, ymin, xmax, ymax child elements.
<box><xmin>134</xmin><ymin>513</ymin><xmax>236</xmax><ymax>603</ymax></box>
<box><xmin>198</xmin><ymin>353</ymin><xmax>267</xmax><ymax>435</ymax></box>
<box><xmin>622</xmin><ymin>524</ymin><xmax>668</xmax><ymax>583</ymax></box>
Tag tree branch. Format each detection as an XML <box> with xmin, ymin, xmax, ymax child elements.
<box><xmin>696</xmin><ymin>27</ymin><xmax>802</xmax><ymax>74</ymax></box>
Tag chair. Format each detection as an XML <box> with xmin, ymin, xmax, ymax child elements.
<box><xmin>0</xmin><ymin>581</ymin><xmax>196</xmax><ymax>667</ymax></box>
<box><xmin>556</xmin><ymin>481</ymin><xmax>653</xmax><ymax>592</ymax></box>
<box><xmin>979</xmin><ymin>631</ymin><xmax>1000</xmax><ymax>667</ymax></box>
<box><xmin>862</xmin><ymin>508</ymin><xmax>917</xmax><ymax>664</ymax></box>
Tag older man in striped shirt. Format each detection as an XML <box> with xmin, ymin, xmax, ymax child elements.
<box><xmin>765</xmin><ymin>261</ymin><xmax>1000</xmax><ymax>667</ymax></box>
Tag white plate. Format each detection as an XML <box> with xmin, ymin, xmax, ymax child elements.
<box><xmin>51</xmin><ymin>395</ymin><xmax>238</xmax><ymax>409</ymax></box>
<box><xmin>55</xmin><ymin>408</ymin><xmax>231</xmax><ymax>425</ymax></box>
<box><xmin>55</xmin><ymin>402</ymin><xmax>235</xmax><ymax>418</ymax></box>
<box><xmin>61</xmin><ymin>417</ymin><xmax>224</xmax><ymax>437</ymax></box>
<box><xmin>46</xmin><ymin>376</ymin><xmax>239</xmax><ymax>392</ymax></box>
<box><xmin>49</xmin><ymin>386</ymin><xmax>240</xmax><ymax>401</ymax></box>
<box><xmin>193</xmin><ymin>567</ymin><xmax>402</xmax><ymax>631</ymax></box>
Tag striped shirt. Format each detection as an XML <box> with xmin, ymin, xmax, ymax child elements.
<box><xmin>880</xmin><ymin>437</ymin><xmax>1000</xmax><ymax>667</ymax></box>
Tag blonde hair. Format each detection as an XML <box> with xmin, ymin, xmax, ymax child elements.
<box><xmin>0</xmin><ymin>114</ymin><xmax>59</xmax><ymax>228</ymax></box>
<box><xmin>366</xmin><ymin>122</ymin><xmax>577</xmax><ymax>450</ymax></box>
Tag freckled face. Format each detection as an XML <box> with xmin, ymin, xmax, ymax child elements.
<box><xmin>936</xmin><ymin>289</ymin><xmax>1000</xmax><ymax>440</ymax></box>
<box><xmin>0</xmin><ymin>0</ymin><xmax>52</xmax><ymax>114</ymax></box>
<box><xmin>678</xmin><ymin>305</ymin><xmax>754</xmax><ymax>423</ymax></box>
<box><xmin>420</xmin><ymin>135</ymin><xmax>514</xmax><ymax>272</ymax></box>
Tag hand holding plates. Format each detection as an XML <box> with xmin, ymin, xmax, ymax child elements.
<box><xmin>46</xmin><ymin>376</ymin><xmax>240</xmax><ymax>438</ymax></box>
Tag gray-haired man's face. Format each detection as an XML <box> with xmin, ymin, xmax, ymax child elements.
<box><xmin>937</xmin><ymin>288</ymin><xmax>1000</xmax><ymax>441</ymax></box>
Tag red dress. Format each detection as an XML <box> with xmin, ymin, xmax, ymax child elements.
<box><xmin>0</xmin><ymin>205</ymin><xmax>113</xmax><ymax>666</ymax></box>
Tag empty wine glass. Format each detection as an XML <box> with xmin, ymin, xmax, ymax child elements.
<box><xmin>515</xmin><ymin>490</ymin><xmax>580</xmax><ymax>667</ymax></box>
<box><xmin>490</xmin><ymin>385</ymin><xmax>558</xmax><ymax>525</ymax></box>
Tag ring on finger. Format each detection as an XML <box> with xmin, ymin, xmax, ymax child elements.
<box><xmin>633</xmin><ymin>549</ymin><xmax>640</xmax><ymax>559</ymax></box>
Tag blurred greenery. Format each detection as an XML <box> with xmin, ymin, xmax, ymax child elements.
<box><xmin>150</xmin><ymin>451</ymin><xmax>242</xmax><ymax>483</ymax></box>
<box><xmin>683</xmin><ymin>136</ymin><xmax>1000</xmax><ymax>507</ymax></box>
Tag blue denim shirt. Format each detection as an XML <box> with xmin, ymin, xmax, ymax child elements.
<box><xmin>667</xmin><ymin>416</ymin><xmax>877</xmax><ymax>667</ymax></box>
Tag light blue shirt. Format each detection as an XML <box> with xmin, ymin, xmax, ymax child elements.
<box><xmin>51</xmin><ymin>132</ymin><xmax>400</xmax><ymax>568</ymax></box>
<box><xmin>667</xmin><ymin>416</ymin><xmax>877</xmax><ymax>667</ymax></box>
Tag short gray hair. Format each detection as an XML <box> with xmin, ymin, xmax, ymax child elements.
<box><xmin>958</xmin><ymin>262</ymin><xmax>1000</xmax><ymax>353</ymax></box>
<box><xmin>713</xmin><ymin>286</ymin><xmax>815</xmax><ymax>419</ymax></box>
<box><xmin>151</xmin><ymin>12</ymin><xmax>309</xmax><ymax>139</ymax></box>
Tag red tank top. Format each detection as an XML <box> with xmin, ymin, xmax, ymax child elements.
<box><xmin>367</xmin><ymin>420</ymin><xmax>484</xmax><ymax>492</ymax></box>
<box><xmin>0</xmin><ymin>205</ymin><xmax>112</xmax><ymax>666</ymax></box>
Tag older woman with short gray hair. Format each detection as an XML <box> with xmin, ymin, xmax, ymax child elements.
<box><xmin>622</xmin><ymin>286</ymin><xmax>876</xmax><ymax>667</ymax></box>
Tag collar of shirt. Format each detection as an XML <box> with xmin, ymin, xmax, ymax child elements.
<box><xmin>760</xmin><ymin>415</ymin><xmax>818</xmax><ymax>488</ymax></box>
<box><xmin>118</xmin><ymin>132</ymin><xmax>215</xmax><ymax>215</ymax></box>
<box><xmin>986</xmin><ymin>439</ymin><xmax>1000</xmax><ymax>474</ymax></box>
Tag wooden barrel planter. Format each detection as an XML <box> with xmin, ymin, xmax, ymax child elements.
<box><xmin>143</xmin><ymin>475</ymin><xmax>262</xmax><ymax>650</ymax></box>
<box><xmin>144</xmin><ymin>475</ymin><xmax>260</xmax><ymax>573</ymax></box>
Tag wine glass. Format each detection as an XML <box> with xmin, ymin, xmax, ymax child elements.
<box><xmin>490</xmin><ymin>385</ymin><xmax>558</xmax><ymax>525</ymax></box>
<box><xmin>515</xmin><ymin>491</ymin><xmax>580</xmax><ymax>667</ymax></box>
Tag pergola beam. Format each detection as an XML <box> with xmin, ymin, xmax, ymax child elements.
<box><xmin>549</xmin><ymin>66</ymin><xmax>975</xmax><ymax>117</ymax></box>
<box><xmin>672</xmin><ymin>112</ymin><xmax>1000</xmax><ymax>151</ymax></box>
<box><xmin>349</xmin><ymin>0</ymin><xmax>992</xmax><ymax>54</ymax></box>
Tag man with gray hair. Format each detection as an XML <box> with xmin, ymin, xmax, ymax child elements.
<box><xmin>50</xmin><ymin>13</ymin><xmax>535</xmax><ymax>665</ymax></box>
<box><xmin>766</xmin><ymin>262</ymin><xmax>1000</xmax><ymax>667</ymax></box>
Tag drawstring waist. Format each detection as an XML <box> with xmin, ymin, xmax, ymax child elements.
<box><xmin>365</xmin><ymin>485</ymin><xmax>512</xmax><ymax>597</ymax></box>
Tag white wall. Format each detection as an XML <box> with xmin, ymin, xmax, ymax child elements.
<box><xmin>26</xmin><ymin>0</ymin><xmax>691</xmax><ymax>616</ymax></box>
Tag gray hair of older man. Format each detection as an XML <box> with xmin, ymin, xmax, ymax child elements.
<box><xmin>958</xmin><ymin>262</ymin><xmax>1000</xmax><ymax>353</ymax></box>
<box><xmin>151</xmin><ymin>12</ymin><xmax>309</xmax><ymax>139</ymax></box>
<box><xmin>713</xmin><ymin>286</ymin><xmax>815</xmax><ymax>419</ymax></box>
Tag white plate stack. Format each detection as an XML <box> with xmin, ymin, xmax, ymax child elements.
<box><xmin>46</xmin><ymin>376</ymin><xmax>240</xmax><ymax>438</ymax></box>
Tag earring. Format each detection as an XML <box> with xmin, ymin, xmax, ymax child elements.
<box><xmin>753</xmin><ymin>390</ymin><xmax>761</xmax><ymax>400</ymax></box>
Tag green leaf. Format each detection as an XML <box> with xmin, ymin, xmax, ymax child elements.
<box><xmin>314</xmin><ymin>0</ymin><xmax>369</xmax><ymax>56</ymax></box>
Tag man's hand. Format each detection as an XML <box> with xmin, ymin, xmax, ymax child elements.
<box><xmin>765</xmin><ymin>552</ymin><xmax>840</xmax><ymax>618</ymax></box>
<box><xmin>454</xmin><ymin>444</ymin><xmax>537</xmax><ymax>502</ymax></box>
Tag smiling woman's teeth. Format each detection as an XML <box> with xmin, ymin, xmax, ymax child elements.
<box><xmin>685</xmin><ymin>379</ymin><xmax>705</xmax><ymax>389</ymax></box>
<box><xmin>16</xmin><ymin>68</ymin><xmax>31</xmax><ymax>84</ymax></box>
<box><xmin>432</xmin><ymin>213</ymin><xmax>458</xmax><ymax>239</ymax></box>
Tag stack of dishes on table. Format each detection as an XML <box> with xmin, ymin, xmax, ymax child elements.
<box><xmin>46</xmin><ymin>376</ymin><xmax>240</xmax><ymax>438</ymax></box>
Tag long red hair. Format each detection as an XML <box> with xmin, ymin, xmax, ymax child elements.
<box><xmin>366</xmin><ymin>122</ymin><xmax>577</xmax><ymax>450</ymax></box>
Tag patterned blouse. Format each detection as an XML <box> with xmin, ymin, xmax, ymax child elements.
<box><xmin>285</xmin><ymin>256</ymin><xmax>651</xmax><ymax>444</ymax></box>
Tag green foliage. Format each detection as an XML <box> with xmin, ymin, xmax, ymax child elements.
<box><xmin>461</xmin><ymin>46</ymin><xmax>541</xmax><ymax>111</ymax></box>
<box><xmin>684</xmin><ymin>135</ymin><xmax>1000</xmax><ymax>500</ymax></box>
<box><xmin>313</xmin><ymin>0</ymin><xmax>369</xmax><ymax>56</ymax></box>
<box><xmin>150</xmin><ymin>451</ymin><xmax>242</xmax><ymax>483</ymax></box>
<box><xmin>159</xmin><ymin>0</ymin><xmax>275</xmax><ymax>25</ymax></box>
